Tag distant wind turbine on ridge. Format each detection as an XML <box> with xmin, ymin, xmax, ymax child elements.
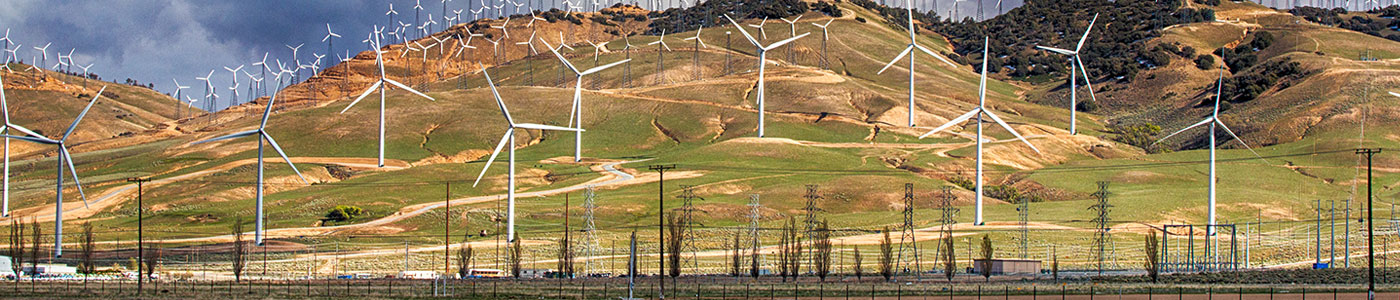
<box><xmin>878</xmin><ymin>0</ymin><xmax>958</xmax><ymax>128</ymax></box>
<box><xmin>189</xmin><ymin>94</ymin><xmax>307</xmax><ymax>246</ymax></box>
<box><xmin>726</xmin><ymin>14</ymin><xmax>810</xmax><ymax>138</ymax></box>
<box><xmin>340</xmin><ymin>27</ymin><xmax>436</xmax><ymax>168</ymax></box>
<box><xmin>1035</xmin><ymin>13</ymin><xmax>1098</xmax><ymax>135</ymax></box>
<box><xmin>542</xmin><ymin>39</ymin><xmax>630</xmax><ymax>162</ymax></box>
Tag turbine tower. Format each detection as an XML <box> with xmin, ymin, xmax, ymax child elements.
<box><xmin>542</xmin><ymin>39</ymin><xmax>630</xmax><ymax>163</ymax></box>
<box><xmin>2</xmin><ymin>86</ymin><xmax>105</xmax><ymax>257</ymax></box>
<box><xmin>1</xmin><ymin>72</ymin><xmax>46</xmax><ymax>217</ymax></box>
<box><xmin>1035</xmin><ymin>13</ymin><xmax>1098</xmax><ymax>135</ymax></box>
<box><xmin>473</xmin><ymin>67</ymin><xmax>583</xmax><ymax>242</ymax></box>
<box><xmin>725</xmin><ymin>15</ymin><xmax>809</xmax><ymax>138</ymax></box>
<box><xmin>1153</xmin><ymin>68</ymin><xmax>1268</xmax><ymax>235</ymax></box>
<box><xmin>190</xmin><ymin>94</ymin><xmax>307</xmax><ymax>246</ymax></box>
<box><xmin>918</xmin><ymin>38</ymin><xmax>1040</xmax><ymax>226</ymax></box>
<box><xmin>879</xmin><ymin>0</ymin><xmax>957</xmax><ymax>128</ymax></box>
<box><xmin>340</xmin><ymin>28</ymin><xmax>436</xmax><ymax>168</ymax></box>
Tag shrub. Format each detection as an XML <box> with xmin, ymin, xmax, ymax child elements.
<box><xmin>325</xmin><ymin>205</ymin><xmax>365</xmax><ymax>222</ymax></box>
<box><xmin>1109</xmin><ymin>123</ymin><xmax>1166</xmax><ymax>153</ymax></box>
<box><xmin>1194</xmin><ymin>54</ymin><xmax>1214</xmax><ymax>70</ymax></box>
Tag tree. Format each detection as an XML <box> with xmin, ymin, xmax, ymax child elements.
<box><xmin>852</xmin><ymin>246</ymin><xmax>863</xmax><ymax>280</ymax></box>
<box><xmin>780</xmin><ymin>216</ymin><xmax>802</xmax><ymax>281</ymax></box>
<box><xmin>557</xmin><ymin>225</ymin><xmax>574</xmax><ymax>278</ymax></box>
<box><xmin>666</xmin><ymin>214</ymin><xmax>684</xmax><ymax>279</ymax></box>
<box><xmin>9</xmin><ymin>219</ymin><xmax>25</xmax><ymax>285</ymax></box>
<box><xmin>979</xmin><ymin>235</ymin><xmax>993</xmax><ymax>281</ymax></box>
<box><xmin>1051</xmin><ymin>246</ymin><xmax>1060</xmax><ymax>282</ymax></box>
<box><xmin>749</xmin><ymin>234</ymin><xmax>761</xmax><ymax>279</ymax></box>
<box><xmin>144</xmin><ymin>247</ymin><xmax>161</xmax><ymax>282</ymax></box>
<box><xmin>324</xmin><ymin>205</ymin><xmax>365</xmax><ymax>222</ymax></box>
<box><xmin>28</xmin><ymin>219</ymin><xmax>40</xmax><ymax>285</ymax></box>
<box><xmin>458</xmin><ymin>243</ymin><xmax>474</xmax><ymax>279</ymax></box>
<box><xmin>510</xmin><ymin>238</ymin><xmax>523</xmax><ymax>278</ymax></box>
<box><xmin>878</xmin><ymin>227</ymin><xmax>893</xmax><ymax>281</ymax></box>
<box><xmin>1145</xmin><ymin>231</ymin><xmax>1160</xmax><ymax>282</ymax></box>
<box><xmin>231</xmin><ymin>218</ymin><xmax>247</xmax><ymax>282</ymax></box>
<box><xmin>813</xmin><ymin>219</ymin><xmax>832</xmax><ymax>281</ymax></box>
<box><xmin>80</xmin><ymin>222</ymin><xmax>96</xmax><ymax>277</ymax></box>
<box><xmin>943</xmin><ymin>236</ymin><xmax>956</xmax><ymax>281</ymax></box>
<box><xmin>730</xmin><ymin>230</ymin><xmax>743</xmax><ymax>277</ymax></box>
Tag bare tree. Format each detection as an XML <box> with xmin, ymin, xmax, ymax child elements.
<box><xmin>144</xmin><ymin>247</ymin><xmax>161</xmax><ymax>282</ymax></box>
<box><xmin>879</xmin><ymin>227</ymin><xmax>893</xmax><ymax>281</ymax></box>
<box><xmin>9</xmin><ymin>219</ymin><xmax>25</xmax><ymax>285</ymax></box>
<box><xmin>785</xmin><ymin>216</ymin><xmax>802</xmax><ymax>280</ymax></box>
<box><xmin>1051</xmin><ymin>246</ymin><xmax>1059</xmax><ymax>282</ymax></box>
<box><xmin>943</xmin><ymin>236</ymin><xmax>956</xmax><ymax>281</ymax></box>
<box><xmin>730</xmin><ymin>230</ymin><xmax>742</xmax><ymax>277</ymax></box>
<box><xmin>778</xmin><ymin>220</ymin><xmax>790</xmax><ymax>280</ymax></box>
<box><xmin>457</xmin><ymin>232</ymin><xmax>474</xmax><ymax>278</ymax></box>
<box><xmin>510</xmin><ymin>238</ymin><xmax>522</xmax><ymax>278</ymax></box>
<box><xmin>28</xmin><ymin>219</ymin><xmax>40</xmax><ymax>285</ymax></box>
<box><xmin>80</xmin><ymin>222</ymin><xmax>95</xmax><ymax>286</ymax></box>
<box><xmin>813</xmin><ymin>219</ymin><xmax>832</xmax><ymax>281</ymax></box>
<box><xmin>666</xmin><ymin>214</ymin><xmax>684</xmax><ymax>279</ymax></box>
<box><xmin>852</xmin><ymin>246</ymin><xmax>863</xmax><ymax>280</ymax></box>
<box><xmin>231</xmin><ymin>218</ymin><xmax>247</xmax><ymax>282</ymax></box>
<box><xmin>749</xmin><ymin>234</ymin><xmax>761</xmax><ymax>279</ymax></box>
<box><xmin>979</xmin><ymin>235</ymin><xmax>993</xmax><ymax>281</ymax></box>
<box><xmin>1145</xmin><ymin>231</ymin><xmax>1159</xmax><ymax>282</ymax></box>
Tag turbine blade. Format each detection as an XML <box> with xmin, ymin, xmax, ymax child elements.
<box><xmin>62</xmin><ymin>86</ymin><xmax>105</xmax><ymax>142</ymax></box>
<box><xmin>473</xmin><ymin>130</ymin><xmax>512</xmax><ymax>187</ymax></box>
<box><xmin>1075</xmin><ymin>56</ymin><xmax>1098</xmax><ymax>106</ymax></box>
<box><xmin>260</xmin><ymin>95</ymin><xmax>279</xmax><ymax>129</ymax></box>
<box><xmin>263</xmin><ymin>134</ymin><xmax>308</xmax><ymax>184</ymax></box>
<box><xmin>580</xmin><ymin>59</ymin><xmax>630</xmax><ymax>76</ymax></box>
<box><xmin>1216</xmin><ymin>120</ymin><xmax>1270</xmax><ymax>164</ymax></box>
<box><xmin>6</xmin><ymin>124</ymin><xmax>45</xmax><ymax>140</ymax></box>
<box><xmin>762</xmin><ymin>32</ymin><xmax>809</xmax><ymax>51</ymax></box>
<box><xmin>542</xmin><ymin>39</ymin><xmax>579</xmax><ymax>74</ymax></box>
<box><xmin>482</xmin><ymin>68</ymin><xmax>514</xmax><ymax>125</ymax></box>
<box><xmin>914</xmin><ymin>44</ymin><xmax>958</xmax><ymax>68</ymax></box>
<box><xmin>983</xmin><ymin>110</ymin><xmax>1041</xmax><ymax>153</ymax></box>
<box><xmin>61</xmin><ymin>147</ymin><xmax>87</xmax><ymax>208</ymax></box>
<box><xmin>341</xmin><ymin>80</ymin><xmax>384</xmax><ymax>114</ymax></box>
<box><xmin>1075</xmin><ymin>13</ymin><xmax>1099</xmax><ymax>53</ymax></box>
<box><xmin>1153</xmin><ymin>118</ymin><xmax>1213</xmax><ymax>145</ymax></box>
<box><xmin>877</xmin><ymin>47</ymin><xmax>914</xmax><ymax>75</ymax></box>
<box><xmin>515</xmin><ymin>123</ymin><xmax>585</xmax><ymax>132</ymax></box>
<box><xmin>724</xmin><ymin>15</ymin><xmax>760</xmax><ymax>46</ymax></box>
<box><xmin>1389</xmin><ymin>91</ymin><xmax>1400</xmax><ymax>98</ymax></box>
<box><xmin>1035</xmin><ymin>46</ymin><xmax>1075</xmax><ymax>56</ymax></box>
<box><xmin>0</xmin><ymin>134</ymin><xmax>58</xmax><ymax>145</ymax></box>
<box><xmin>191</xmin><ymin>130</ymin><xmax>260</xmax><ymax>145</ymax></box>
<box><xmin>384</xmin><ymin>78</ymin><xmax>435</xmax><ymax>101</ymax></box>
<box><xmin>918</xmin><ymin>110</ymin><xmax>980</xmax><ymax>139</ymax></box>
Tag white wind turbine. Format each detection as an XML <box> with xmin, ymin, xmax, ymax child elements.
<box><xmin>323</xmin><ymin>24</ymin><xmax>341</xmax><ymax>69</ymax></box>
<box><xmin>1035</xmin><ymin>13</ymin><xmax>1098</xmax><ymax>135</ymax></box>
<box><xmin>0</xmin><ymin>29</ymin><xmax>10</xmax><ymax>64</ymax></box>
<box><xmin>542</xmin><ymin>39</ymin><xmax>629</xmax><ymax>162</ymax></box>
<box><xmin>780</xmin><ymin>15</ymin><xmax>803</xmax><ymax>61</ymax></box>
<box><xmin>0</xmin><ymin>72</ymin><xmax>47</xmax><ymax>217</ymax></box>
<box><xmin>646</xmin><ymin>29</ymin><xmax>673</xmax><ymax>84</ymax></box>
<box><xmin>726</xmin><ymin>15</ymin><xmax>810</xmax><ymax>138</ymax></box>
<box><xmin>918</xmin><ymin>38</ymin><xmax>1040</xmax><ymax>226</ymax></box>
<box><xmin>879</xmin><ymin>0</ymin><xmax>958</xmax><ymax>128</ymax></box>
<box><xmin>287</xmin><ymin>44</ymin><xmax>305</xmax><ymax>83</ymax></box>
<box><xmin>172</xmin><ymin>79</ymin><xmax>190</xmax><ymax>118</ymax></box>
<box><xmin>747</xmin><ymin>17</ymin><xmax>769</xmax><ymax>40</ymax></box>
<box><xmin>189</xmin><ymin>94</ymin><xmax>307</xmax><ymax>246</ymax></box>
<box><xmin>811</xmin><ymin>19</ymin><xmax>834</xmax><ymax>69</ymax></box>
<box><xmin>196</xmin><ymin>69</ymin><xmax>216</xmax><ymax>114</ymax></box>
<box><xmin>224</xmin><ymin>65</ymin><xmax>244</xmax><ymax>105</ymax></box>
<box><xmin>253</xmin><ymin>53</ymin><xmax>271</xmax><ymax>98</ymax></box>
<box><xmin>33</xmin><ymin>43</ymin><xmax>51</xmax><ymax>72</ymax></box>
<box><xmin>1</xmin><ymin>86</ymin><xmax>105</xmax><ymax>256</ymax></box>
<box><xmin>1153</xmin><ymin>68</ymin><xmax>1268</xmax><ymax>235</ymax></box>
<box><xmin>683</xmin><ymin>25</ymin><xmax>708</xmax><ymax>80</ymax></box>
<box><xmin>340</xmin><ymin>29</ymin><xmax>436</xmax><ymax>168</ymax></box>
<box><xmin>473</xmin><ymin>67</ymin><xmax>584</xmax><ymax>242</ymax></box>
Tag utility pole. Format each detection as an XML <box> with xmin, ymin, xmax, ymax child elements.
<box><xmin>127</xmin><ymin>177</ymin><xmax>151</xmax><ymax>295</ymax></box>
<box><xmin>648</xmin><ymin>164</ymin><xmax>675</xmax><ymax>299</ymax></box>
<box><xmin>895</xmin><ymin>183</ymin><xmax>920</xmax><ymax>278</ymax></box>
<box><xmin>445</xmin><ymin>182</ymin><xmax>452</xmax><ymax>276</ymax></box>
<box><xmin>1357</xmin><ymin>148</ymin><xmax>1381</xmax><ymax>300</ymax></box>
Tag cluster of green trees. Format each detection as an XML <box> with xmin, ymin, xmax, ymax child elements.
<box><xmin>947</xmin><ymin>176</ymin><xmax>1044</xmax><ymax>203</ymax></box>
<box><xmin>325</xmin><ymin>205</ymin><xmax>365</xmax><ymax>222</ymax></box>
<box><xmin>1289</xmin><ymin>6</ymin><xmax>1400</xmax><ymax>41</ymax></box>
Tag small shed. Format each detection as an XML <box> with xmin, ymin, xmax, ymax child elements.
<box><xmin>972</xmin><ymin>259</ymin><xmax>1042</xmax><ymax>275</ymax></box>
<box><xmin>520</xmin><ymin>268</ymin><xmax>552</xmax><ymax>279</ymax></box>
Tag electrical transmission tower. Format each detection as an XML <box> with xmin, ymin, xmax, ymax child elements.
<box><xmin>678</xmin><ymin>185</ymin><xmax>703</xmax><ymax>272</ymax></box>
<box><xmin>582</xmin><ymin>186</ymin><xmax>601</xmax><ymax>275</ymax></box>
<box><xmin>895</xmin><ymin>183</ymin><xmax>922</xmax><ymax>277</ymax></box>
<box><xmin>1089</xmin><ymin>181</ymin><xmax>1115</xmax><ymax>274</ymax></box>
<box><xmin>747</xmin><ymin>194</ymin><xmax>763</xmax><ymax>271</ymax></box>
<box><xmin>935</xmin><ymin>186</ymin><xmax>959</xmax><ymax>269</ymax></box>
<box><xmin>1017</xmin><ymin>194</ymin><xmax>1031</xmax><ymax>259</ymax></box>
<box><xmin>802</xmin><ymin>185</ymin><xmax>824</xmax><ymax>270</ymax></box>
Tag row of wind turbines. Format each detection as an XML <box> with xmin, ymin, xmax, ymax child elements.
<box><xmin>0</xmin><ymin>0</ymin><xmax>1300</xmax><ymax>258</ymax></box>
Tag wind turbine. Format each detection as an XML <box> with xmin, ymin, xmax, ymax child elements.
<box><xmin>76</xmin><ymin>63</ymin><xmax>93</xmax><ymax>90</ymax></box>
<box><xmin>917</xmin><ymin>38</ymin><xmax>1041</xmax><ymax>226</ymax></box>
<box><xmin>224</xmin><ymin>65</ymin><xmax>244</xmax><ymax>105</ymax></box>
<box><xmin>747</xmin><ymin>17</ymin><xmax>769</xmax><ymax>40</ymax></box>
<box><xmin>1</xmin><ymin>86</ymin><xmax>105</xmax><ymax>256</ymax></box>
<box><xmin>172</xmin><ymin>79</ymin><xmax>190</xmax><ymax>119</ymax></box>
<box><xmin>1153</xmin><ymin>68</ymin><xmax>1268</xmax><ymax>235</ymax></box>
<box><xmin>340</xmin><ymin>28</ymin><xmax>436</xmax><ymax>168</ymax></box>
<box><xmin>879</xmin><ymin>0</ymin><xmax>958</xmax><ymax>128</ymax></box>
<box><xmin>253</xmin><ymin>53</ymin><xmax>271</xmax><ymax>98</ymax></box>
<box><xmin>1035</xmin><ymin>13</ymin><xmax>1098</xmax><ymax>135</ymax></box>
<box><xmin>683</xmin><ymin>25</ymin><xmax>708</xmax><ymax>80</ymax></box>
<box><xmin>811</xmin><ymin>19</ymin><xmax>834</xmax><ymax>69</ymax></box>
<box><xmin>726</xmin><ymin>15</ymin><xmax>809</xmax><ymax>138</ymax></box>
<box><xmin>196</xmin><ymin>69</ymin><xmax>215</xmax><ymax>118</ymax></box>
<box><xmin>473</xmin><ymin>67</ymin><xmax>583</xmax><ymax>242</ymax></box>
<box><xmin>0</xmin><ymin>29</ymin><xmax>11</xmax><ymax>64</ymax></box>
<box><xmin>780</xmin><ymin>15</ymin><xmax>802</xmax><ymax>62</ymax></box>
<box><xmin>287</xmin><ymin>44</ymin><xmax>304</xmax><ymax>83</ymax></box>
<box><xmin>542</xmin><ymin>39</ymin><xmax>629</xmax><ymax>162</ymax></box>
<box><xmin>415</xmin><ymin>0</ymin><xmax>425</xmax><ymax>39</ymax></box>
<box><xmin>33</xmin><ymin>43</ymin><xmax>50</xmax><ymax>72</ymax></box>
<box><xmin>189</xmin><ymin>94</ymin><xmax>306</xmax><ymax>246</ymax></box>
<box><xmin>1</xmin><ymin>72</ymin><xmax>46</xmax><ymax>217</ymax></box>
<box><xmin>323</xmin><ymin>24</ymin><xmax>341</xmax><ymax>72</ymax></box>
<box><xmin>387</xmin><ymin>4</ymin><xmax>400</xmax><ymax>43</ymax></box>
<box><xmin>647</xmin><ymin>29</ymin><xmax>673</xmax><ymax>85</ymax></box>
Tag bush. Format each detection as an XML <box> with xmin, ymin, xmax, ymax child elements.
<box><xmin>325</xmin><ymin>205</ymin><xmax>365</xmax><ymax>222</ymax></box>
<box><xmin>1109</xmin><ymin>123</ymin><xmax>1166</xmax><ymax>153</ymax></box>
<box><xmin>1194</xmin><ymin>54</ymin><xmax>1214</xmax><ymax>70</ymax></box>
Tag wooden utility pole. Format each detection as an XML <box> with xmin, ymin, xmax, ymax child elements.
<box><xmin>648</xmin><ymin>164</ymin><xmax>675</xmax><ymax>299</ymax></box>
<box><xmin>1357</xmin><ymin>148</ymin><xmax>1381</xmax><ymax>300</ymax></box>
<box><xmin>127</xmin><ymin>177</ymin><xmax>151</xmax><ymax>295</ymax></box>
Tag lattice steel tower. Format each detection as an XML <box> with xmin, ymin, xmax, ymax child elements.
<box><xmin>895</xmin><ymin>183</ymin><xmax>922</xmax><ymax>276</ymax></box>
<box><xmin>581</xmin><ymin>186</ymin><xmax>601</xmax><ymax>275</ymax></box>
<box><xmin>1089</xmin><ymin>181</ymin><xmax>1115</xmax><ymax>274</ymax></box>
